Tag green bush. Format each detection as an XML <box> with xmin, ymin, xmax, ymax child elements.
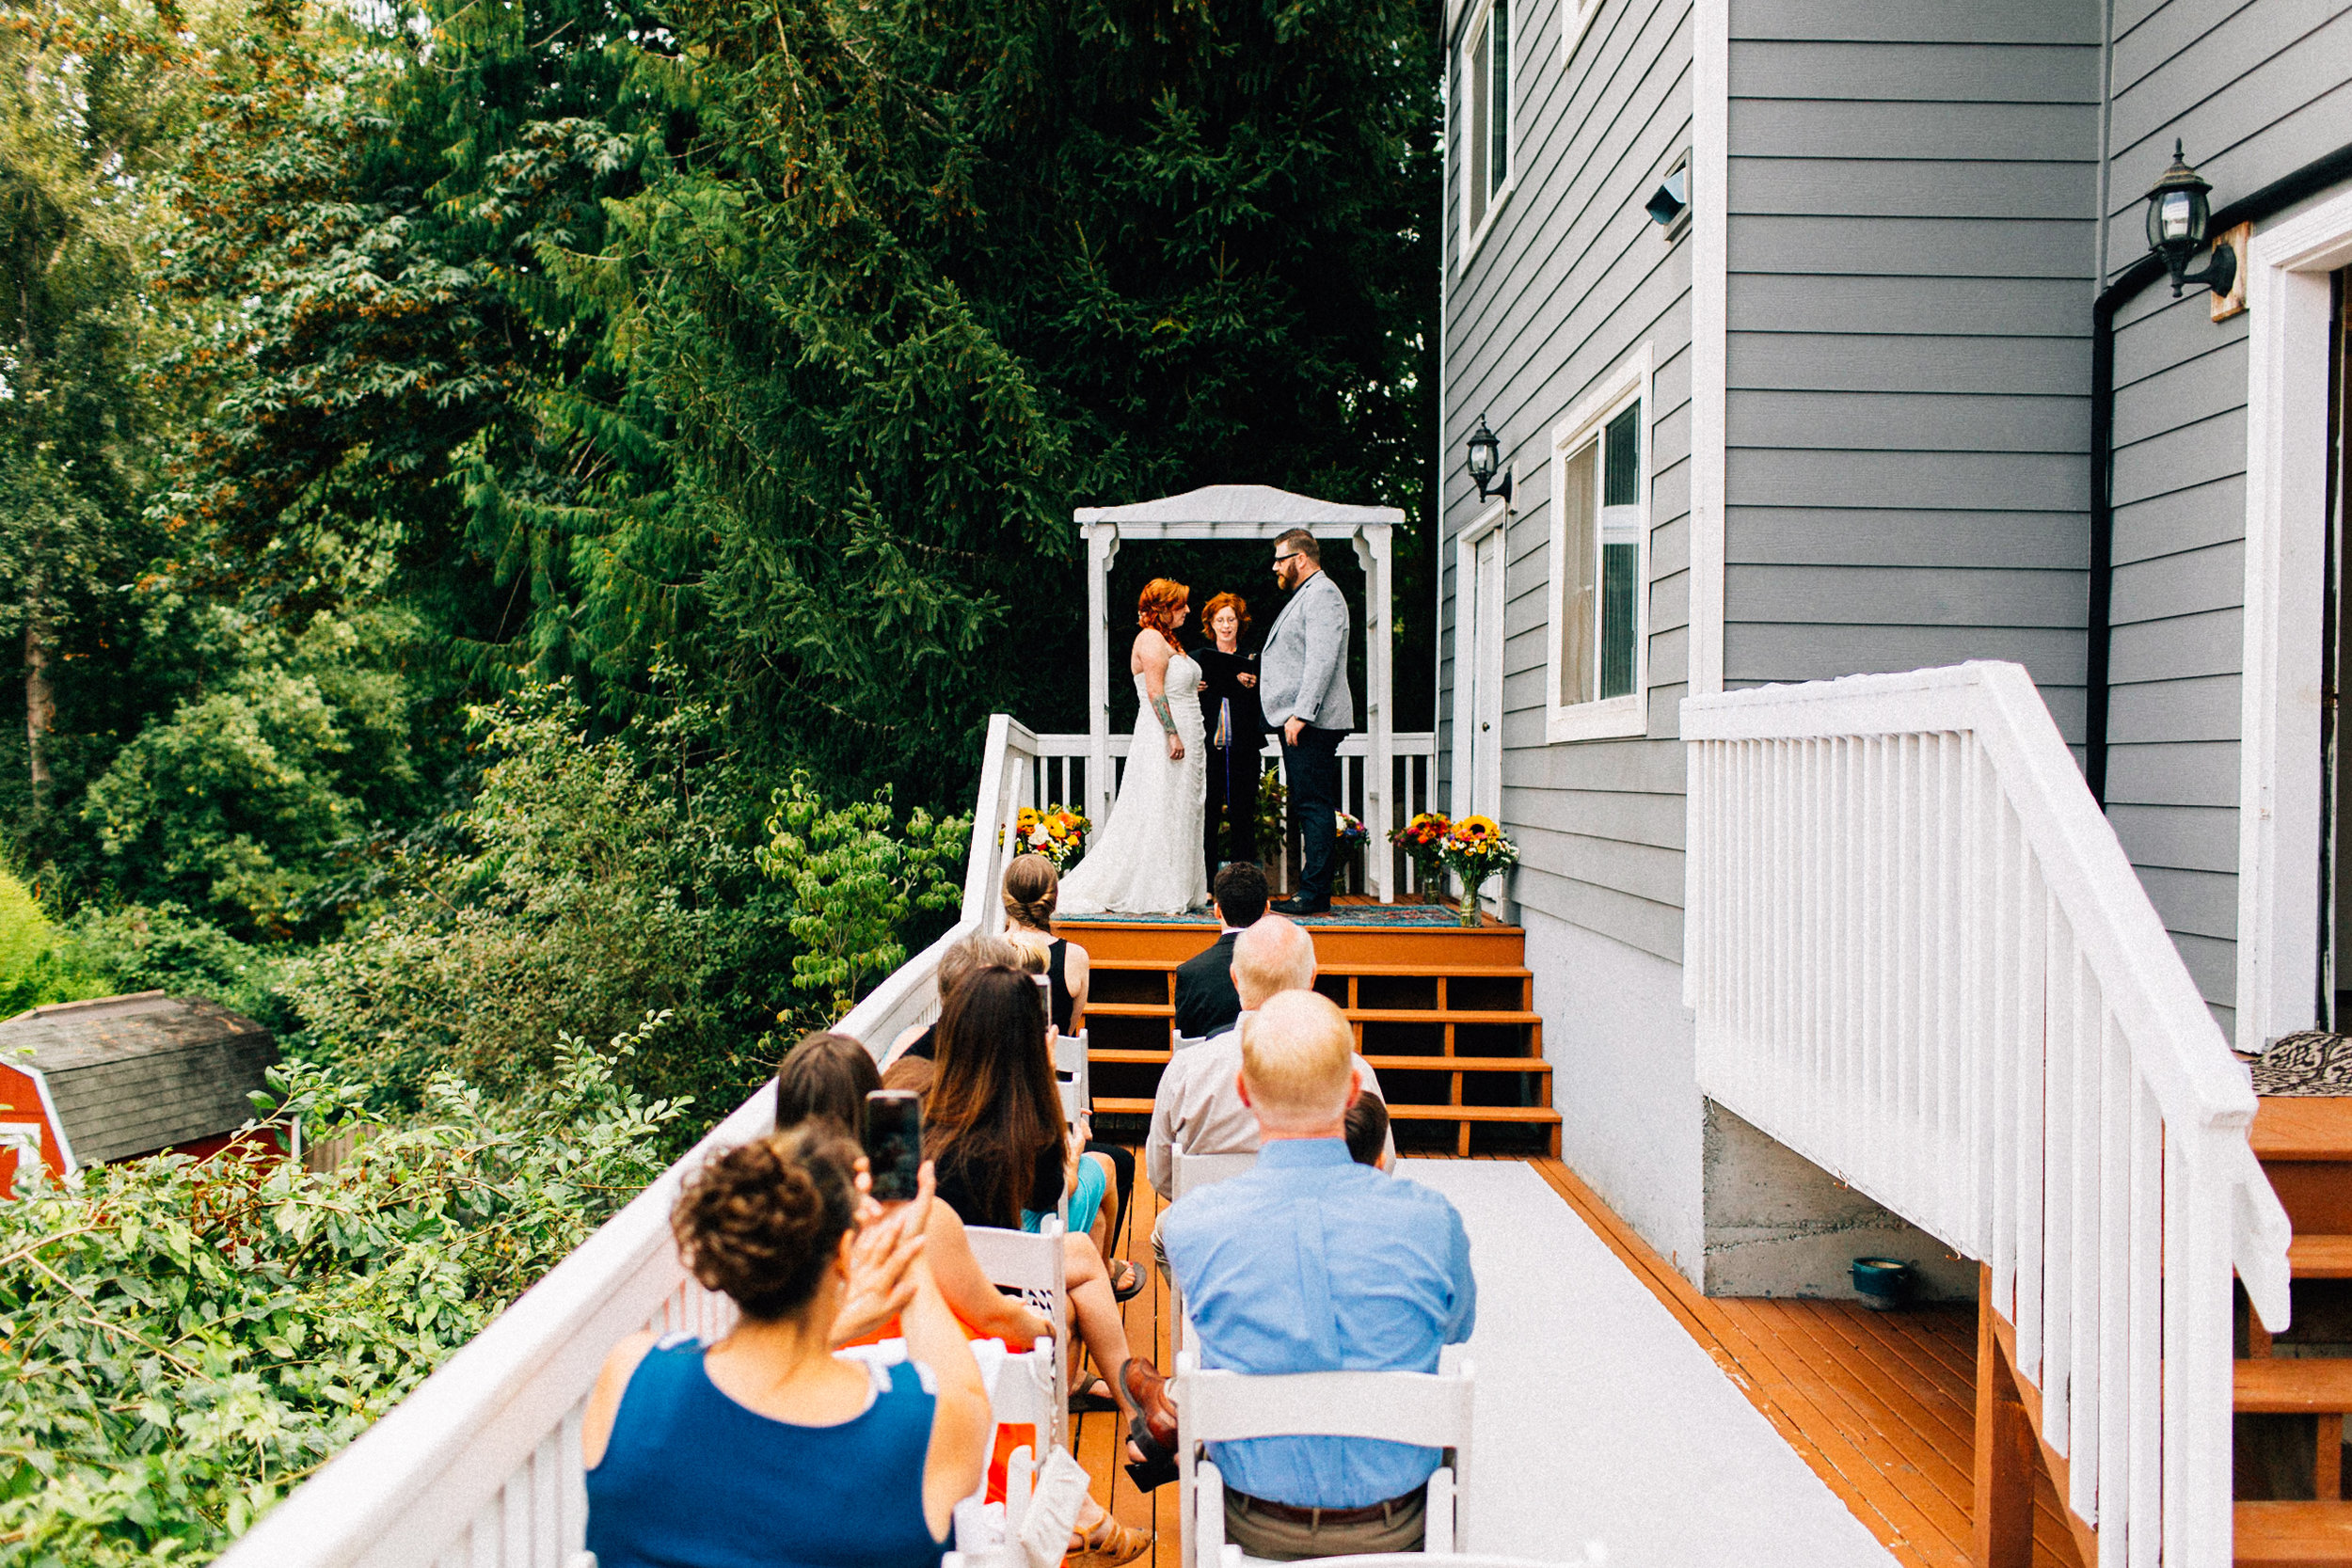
<box><xmin>56</xmin><ymin>901</ymin><xmax>292</xmax><ymax>1031</ymax></box>
<box><xmin>0</xmin><ymin>1021</ymin><xmax>683</xmax><ymax>1566</ymax></box>
<box><xmin>286</xmin><ymin>686</ymin><xmax>963</xmax><ymax>1125</ymax></box>
<box><xmin>0</xmin><ymin>863</ymin><xmax>103</xmax><ymax>1017</ymax></box>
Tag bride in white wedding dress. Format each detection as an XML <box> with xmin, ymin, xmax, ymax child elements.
<box><xmin>1059</xmin><ymin>579</ymin><xmax>1210</xmax><ymax>915</ymax></box>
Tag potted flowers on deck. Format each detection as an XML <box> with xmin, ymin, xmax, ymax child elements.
<box><xmin>1440</xmin><ymin>816</ymin><xmax>1519</xmax><ymax>927</ymax></box>
<box><xmin>1389</xmin><ymin>812</ymin><xmax>1451</xmax><ymax>902</ymax></box>
<box><xmin>1333</xmin><ymin>811</ymin><xmax>1371</xmax><ymax>896</ymax></box>
<box><xmin>1012</xmin><ymin>804</ymin><xmax>1089</xmax><ymax>869</ymax></box>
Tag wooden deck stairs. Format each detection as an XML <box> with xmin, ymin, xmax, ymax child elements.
<box><xmin>2235</xmin><ymin>1095</ymin><xmax>2352</xmax><ymax>1566</ymax></box>
<box><xmin>1054</xmin><ymin>899</ymin><xmax>1562</xmax><ymax>1156</ymax></box>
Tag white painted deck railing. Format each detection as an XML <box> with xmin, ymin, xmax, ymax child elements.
<box><xmin>1025</xmin><ymin>728</ymin><xmax>1439</xmax><ymax>895</ymax></box>
<box><xmin>1683</xmin><ymin>662</ymin><xmax>2293</xmax><ymax>1568</ymax></box>
<box><xmin>217</xmin><ymin>719</ymin><xmax>1056</xmax><ymax>1568</ymax></box>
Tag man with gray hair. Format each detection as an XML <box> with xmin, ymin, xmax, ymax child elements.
<box><xmin>1144</xmin><ymin>913</ymin><xmax>1391</xmax><ymax>1197</ymax></box>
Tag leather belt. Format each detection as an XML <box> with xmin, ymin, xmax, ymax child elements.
<box><xmin>1228</xmin><ymin>1487</ymin><xmax>1422</xmax><ymax>1528</ymax></box>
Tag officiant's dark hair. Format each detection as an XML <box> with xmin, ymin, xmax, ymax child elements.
<box><xmin>1274</xmin><ymin>528</ymin><xmax>1320</xmax><ymax>564</ymax></box>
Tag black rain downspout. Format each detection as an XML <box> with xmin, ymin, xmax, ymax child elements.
<box><xmin>2087</xmin><ymin>139</ymin><xmax>2352</xmax><ymax>807</ymax></box>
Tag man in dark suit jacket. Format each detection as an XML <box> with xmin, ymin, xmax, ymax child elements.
<box><xmin>1174</xmin><ymin>863</ymin><xmax>1270</xmax><ymax>1040</ymax></box>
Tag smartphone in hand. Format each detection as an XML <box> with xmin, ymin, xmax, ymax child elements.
<box><xmin>862</xmin><ymin>1089</ymin><xmax>924</xmax><ymax>1203</ymax></box>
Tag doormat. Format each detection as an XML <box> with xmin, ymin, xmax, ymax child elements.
<box><xmin>1057</xmin><ymin>903</ymin><xmax>1474</xmax><ymax>929</ymax></box>
<box><xmin>2251</xmin><ymin>1031</ymin><xmax>2352</xmax><ymax>1095</ymax></box>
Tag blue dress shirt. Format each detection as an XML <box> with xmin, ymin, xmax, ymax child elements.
<box><xmin>1160</xmin><ymin>1138</ymin><xmax>1476</xmax><ymax>1509</ymax></box>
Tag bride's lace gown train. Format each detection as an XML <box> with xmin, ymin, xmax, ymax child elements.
<box><xmin>1058</xmin><ymin>656</ymin><xmax>1210</xmax><ymax>915</ymax></box>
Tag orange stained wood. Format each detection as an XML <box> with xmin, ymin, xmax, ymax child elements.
<box><xmin>2252</xmin><ymin>1099</ymin><xmax>2352</xmax><ymax>1163</ymax></box>
<box><xmin>1527</xmin><ymin>1158</ymin><xmax>2085</xmax><ymax>1568</ymax></box>
<box><xmin>2237</xmin><ymin>1359</ymin><xmax>2352</xmax><ymax>1413</ymax></box>
<box><xmin>2288</xmin><ymin>1235</ymin><xmax>2352</xmax><ymax>1278</ymax></box>
<box><xmin>2235</xmin><ymin>1501</ymin><xmax>2352</xmax><ymax>1567</ymax></box>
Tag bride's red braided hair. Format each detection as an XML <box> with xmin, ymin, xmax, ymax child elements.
<box><xmin>1136</xmin><ymin>578</ymin><xmax>1189</xmax><ymax>651</ymax></box>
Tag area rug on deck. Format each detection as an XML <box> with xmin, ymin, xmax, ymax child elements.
<box><xmin>2250</xmin><ymin>1031</ymin><xmax>2352</xmax><ymax>1095</ymax></box>
<box><xmin>1057</xmin><ymin>902</ymin><xmax>1470</xmax><ymax>928</ymax></box>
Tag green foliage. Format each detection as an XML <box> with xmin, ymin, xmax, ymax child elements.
<box><xmin>0</xmin><ymin>862</ymin><xmax>104</xmax><ymax>1015</ymax></box>
<box><xmin>78</xmin><ymin>607</ymin><xmax>431</xmax><ymax>937</ymax></box>
<box><xmin>285</xmin><ymin>686</ymin><xmax>785</xmax><ymax>1117</ymax></box>
<box><xmin>755</xmin><ymin>772</ymin><xmax>967</xmax><ymax>1020</ymax></box>
<box><xmin>56</xmin><ymin>900</ymin><xmax>290</xmax><ymax>1028</ymax></box>
<box><xmin>0</xmin><ymin>1021</ymin><xmax>682</xmax><ymax>1564</ymax></box>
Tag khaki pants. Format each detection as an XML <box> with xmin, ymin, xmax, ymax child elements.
<box><xmin>1223</xmin><ymin>1486</ymin><xmax>1426</xmax><ymax>1560</ymax></box>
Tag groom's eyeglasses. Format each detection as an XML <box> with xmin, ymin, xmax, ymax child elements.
<box><xmin>1271</xmin><ymin>554</ymin><xmax>1298</xmax><ymax>566</ymax></box>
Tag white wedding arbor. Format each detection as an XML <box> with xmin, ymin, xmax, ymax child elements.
<box><xmin>1070</xmin><ymin>483</ymin><xmax>1404</xmax><ymax>901</ymax></box>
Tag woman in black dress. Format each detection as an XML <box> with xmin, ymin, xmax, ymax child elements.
<box><xmin>1195</xmin><ymin>592</ymin><xmax>1263</xmax><ymax>883</ymax></box>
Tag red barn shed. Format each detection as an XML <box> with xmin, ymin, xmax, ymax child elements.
<box><xmin>0</xmin><ymin>991</ymin><xmax>281</xmax><ymax>1195</ymax></box>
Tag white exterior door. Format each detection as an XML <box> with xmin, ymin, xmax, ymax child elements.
<box><xmin>1470</xmin><ymin>527</ymin><xmax>1506</xmax><ymax>823</ymax></box>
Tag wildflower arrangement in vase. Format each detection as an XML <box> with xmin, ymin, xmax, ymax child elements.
<box><xmin>1011</xmin><ymin>804</ymin><xmax>1089</xmax><ymax>868</ymax></box>
<box><xmin>1333</xmin><ymin>811</ymin><xmax>1370</xmax><ymax>847</ymax></box>
<box><xmin>1440</xmin><ymin>816</ymin><xmax>1519</xmax><ymax>927</ymax></box>
<box><xmin>1389</xmin><ymin>811</ymin><xmax>1451</xmax><ymax>902</ymax></box>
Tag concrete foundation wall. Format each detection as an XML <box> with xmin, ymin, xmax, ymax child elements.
<box><xmin>1701</xmin><ymin>1101</ymin><xmax>1978</xmax><ymax>1302</ymax></box>
<box><xmin>1527</xmin><ymin>907</ymin><xmax>1706</xmax><ymax>1284</ymax></box>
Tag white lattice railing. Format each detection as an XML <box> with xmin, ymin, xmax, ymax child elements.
<box><xmin>216</xmin><ymin>717</ymin><xmax>1054</xmax><ymax>1568</ymax></box>
<box><xmin>1682</xmin><ymin>661</ymin><xmax>2292</xmax><ymax>1568</ymax></box>
<box><xmin>1024</xmin><ymin>729</ymin><xmax>1439</xmax><ymax>896</ymax></box>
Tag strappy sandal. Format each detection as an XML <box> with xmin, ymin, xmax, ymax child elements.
<box><xmin>1068</xmin><ymin>1373</ymin><xmax>1120</xmax><ymax>1414</ymax></box>
<box><xmin>1066</xmin><ymin>1510</ymin><xmax>1152</xmax><ymax>1566</ymax></box>
<box><xmin>1106</xmin><ymin>1257</ymin><xmax>1146</xmax><ymax>1303</ymax></box>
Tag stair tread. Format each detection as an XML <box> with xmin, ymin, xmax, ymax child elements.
<box><xmin>1088</xmin><ymin>1048</ymin><xmax>1550</xmax><ymax>1071</ymax></box>
<box><xmin>2237</xmin><ymin>1359</ymin><xmax>2352</xmax><ymax>1411</ymax></box>
<box><xmin>1084</xmin><ymin>1004</ymin><xmax>1540</xmax><ymax>1024</ymax></box>
<box><xmin>2253</xmin><ymin>1098</ymin><xmax>2352</xmax><ymax>1162</ymax></box>
<box><xmin>2291</xmin><ymin>1236</ymin><xmax>2352</xmax><ymax>1277</ymax></box>
<box><xmin>2234</xmin><ymin>1502</ymin><xmax>2352</xmax><ymax>1565</ymax></box>
<box><xmin>1089</xmin><ymin>1097</ymin><xmax>1561</xmax><ymax>1123</ymax></box>
<box><xmin>1089</xmin><ymin>960</ymin><xmax>1534</xmax><ymax>979</ymax></box>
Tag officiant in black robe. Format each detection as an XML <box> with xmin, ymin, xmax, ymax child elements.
<box><xmin>1196</xmin><ymin>592</ymin><xmax>1263</xmax><ymax>883</ymax></box>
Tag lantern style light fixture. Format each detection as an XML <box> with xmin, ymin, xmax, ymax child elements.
<box><xmin>2144</xmin><ymin>140</ymin><xmax>2237</xmax><ymax>300</ymax></box>
<box><xmin>1466</xmin><ymin>414</ymin><xmax>1512</xmax><ymax>505</ymax></box>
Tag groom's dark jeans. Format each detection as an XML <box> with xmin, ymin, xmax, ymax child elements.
<box><xmin>1280</xmin><ymin>723</ymin><xmax>1346</xmax><ymax>903</ymax></box>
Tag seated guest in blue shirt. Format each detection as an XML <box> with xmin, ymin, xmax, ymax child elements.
<box><xmin>580</xmin><ymin>1127</ymin><xmax>993</xmax><ymax>1568</ymax></box>
<box><xmin>1131</xmin><ymin>990</ymin><xmax>1476</xmax><ymax>1560</ymax></box>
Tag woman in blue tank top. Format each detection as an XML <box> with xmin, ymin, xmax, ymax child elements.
<box><xmin>580</xmin><ymin>1126</ymin><xmax>992</xmax><ymax>1568</ymax></box>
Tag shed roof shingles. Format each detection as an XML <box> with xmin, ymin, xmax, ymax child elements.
<box><xmin>0</xmin><ymin>996</ymin><xmax>278</xmax><ymax>1166</ymax></box>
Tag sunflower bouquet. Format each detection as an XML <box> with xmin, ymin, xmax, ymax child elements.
<box><xmin>1440</xmin><ymin>815</ymin><xmax>1519</xmax><ymax>927</ymax></box>
<box><xmin>1012</xmin><ymin>803</ymin><xmax>1089</xmax><ymax>869</ymax></box>
<box><xmin>1389</xmin><ymin>811</ymin><xmax>1452</xmax><ymax>901</ymax></box>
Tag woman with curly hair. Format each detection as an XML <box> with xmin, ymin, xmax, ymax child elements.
<box><xmin>580</xmin><ymin>1127</ymin><xmax>991</xmax><ymax>1567</ymax></box>
<box><xmin>1057</xmin><ymin>578</ymin><xmax>1209</xmax><ymax>915</ymax></box>
<box><xmin>1194</xmin><ymin>590</ymin><xmax>1263</xmax><ymax>881</ymax></box>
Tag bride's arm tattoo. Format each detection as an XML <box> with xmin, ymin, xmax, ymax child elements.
<box><xmin>1152</xmin><ymin>694</ymin><xmax>1177</xmax><ymax>734</ymax></box>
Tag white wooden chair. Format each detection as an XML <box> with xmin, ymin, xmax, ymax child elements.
<box><xmin>1175</xmin><ymin>1350</ymin><xmax>1476</xmax><ymax>1568</ymax></box>
<box><xmin>964</xmin><ymin>1216</ymin><xmax>1069</xmax><ymax>1462</ymax></box>
<box><xmin>1053</xmin><ymin>1027</ymin><xmax>1091</xmax><ymax>1128</ymax></box>
<box><xmin>1167</xmin><ymin>1149</ymin><xmax>1257</xmax><ymax>1354</ymax></box>
<box><xmin>1172</xmin><ymin>1029</ymin><xmax>1216</xmax><ymax>1053</ymax></box>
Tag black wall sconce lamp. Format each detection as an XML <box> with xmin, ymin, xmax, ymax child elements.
<box><xmin>2144</xmin><ymin>140</ymin><xmax>2237</xmax><ymax>300</ymax></box>
<box><xmin>1466</xmin><ymin>415</ymin><xmax>1511</xmax><ymax>505</ymax></box>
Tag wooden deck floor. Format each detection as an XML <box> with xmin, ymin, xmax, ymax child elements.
<box><xmin>1526</xmin><ymin>1158</ymin><xmax>2085</xmax><ymax>1568</ymax></box>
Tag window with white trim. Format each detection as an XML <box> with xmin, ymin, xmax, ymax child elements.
<box><xmin>1460</xmin><ymin>0</ymin><xmax>1510</xmax><ymax>257</ymax></box>
<box><xmin>1546</xmin><ymin>346</ymin><xmax>1651</xmax><ymax>742</ymax></box>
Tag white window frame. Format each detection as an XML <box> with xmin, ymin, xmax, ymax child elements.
<box><xmin>1562</xmin><ymin>0</ymin><xmax>1602</xmax><ymax>69</ymax></box>
<box><xmin>1545</xmin><ymin>343</ymin><xmax>1653</xmax><ymax>744</ymax></box>
<box><xmin>1454</xmin><ymin>0</ymin><xmax>1514</xmax><ymax>273</ymax></box>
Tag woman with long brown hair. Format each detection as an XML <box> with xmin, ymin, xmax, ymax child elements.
<box><xmin>925</xmin><ymin>965</ymin><xmax>1153</xmax><ymax>1564</ymax></box>
<box><xmin>1057</xmin><ymin>578</ymin><xmax>1209</xmax><ymax>915</ymax></box>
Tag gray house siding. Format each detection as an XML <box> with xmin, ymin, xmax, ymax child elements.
<box><xmin>1437</xmin><ymin>0</ymin><xmax>1697</xmax><ymax>968</ymax></box>
<box><xmin>2099</xmin><ymin>0</ymin><xmax>2352</xmax><ymax>1034</ymax></box>
<box><xmin>1721</xmin><ymin>2</ymin><xmax>2104</xmax><ymax>752</ymax></box>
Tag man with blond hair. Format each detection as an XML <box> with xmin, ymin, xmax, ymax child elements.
<box><xmin>1122</xmin><ymin>990</ymin><xmax>1475</xmax><ymax>1558</ymax></box>
<box><xmin>1144</xmin><ymin>913</ymin><xmax>1391</xmax><ymax>1197</ymax></box>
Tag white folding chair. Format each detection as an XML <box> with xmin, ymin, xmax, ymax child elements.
<box><xmin>1054</xmin><ymin>1027</ymin><xmax>1091</xmax><ymax>1124</ymax></box>
<box><xmin>963</xmin><ymin>1216</ymin><xmax>1070</xmax><ymax>1461</ymax></box>
<box><xmin>1167</xmin><ymin>1149</ymin><xmax>1257</xmax><ymax>1355</ymax></box>
<box><xmin>1172</xmin><ymin>1030</ymin><xmax>1216</xmax><ymax>1053</ymax></box>
<box><xmin>1175</xmin><ymin>1350</ymin><xmax>1476</xmax><ymax>1568</ymax></box>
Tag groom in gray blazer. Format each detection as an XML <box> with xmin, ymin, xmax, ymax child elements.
<box><xmin>1259</xmin><ymin>528</ymin><xmax>1353</xmax><ymax>915</ymax></box>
